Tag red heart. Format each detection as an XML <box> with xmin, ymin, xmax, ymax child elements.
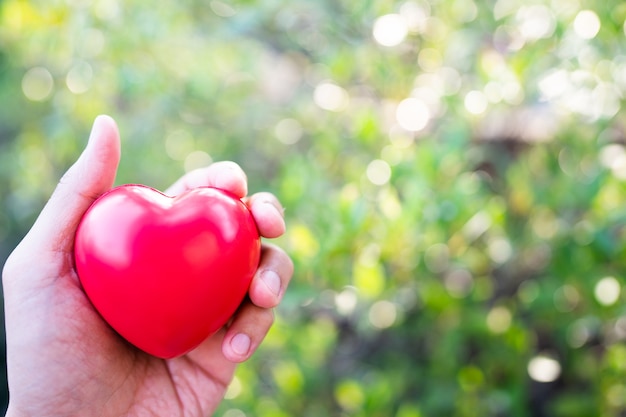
<box><xmin>74</xmin><ymin>185</ymin><xmax>260</xmax><ymax>359</ymax></box>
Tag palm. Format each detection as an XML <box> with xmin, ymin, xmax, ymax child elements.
<box><xmin>6</xmin><ymin>251</ymin><xmax>235</xmax><ymax>417</ymax></box>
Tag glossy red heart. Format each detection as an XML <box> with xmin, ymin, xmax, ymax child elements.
<box><xmin>74</xmin><ymin>185</ymin><xmax>261</xmax><ymax>359</ymax></box>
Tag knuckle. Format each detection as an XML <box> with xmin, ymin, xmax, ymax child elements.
<box><xmin>261</xmin><ymin>307</ymin><xmax>275</xmax><ymax>327</ymax></box>
<box><xmin>261</xmin><ymin>244</ymin><xmax>294</xmax><ymax>280</ymax></box>
<box><xmin>275</xmin><ymin>247</ymin><xmax>295</xmax><ymax>276</ymax></box>
<box><xmin>283</xmin><ymin>252</ymin><xmax>295</xmax><ymax>275</ymax></box>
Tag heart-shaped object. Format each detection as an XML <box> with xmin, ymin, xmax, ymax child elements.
<box><xmin>74</xmin><ymin>185</ymin><xmax>260</xmax><ymax>359</ymax></box>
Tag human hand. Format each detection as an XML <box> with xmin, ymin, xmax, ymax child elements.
<box><xmin>2</xmin><ymin>115</ymin><xmax>293</xmax><ymax>417</ymax></box>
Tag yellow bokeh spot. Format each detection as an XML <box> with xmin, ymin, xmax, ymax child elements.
<box><xmin>594</xmin><ymin>182</ymin><xmax>623</xmax><ymax>212</ymax></box>
<box><xmin>334</xmin><ymin>380</ymin><xmax>365</xmax><ymax>412</ymax></box>
<box><xmin>353</xmin><ymin>260</ymin><xmax>386</xmax><ymax>298</ymax></box>
<box><xmin>2</xmin><ymin>0</ymin><xmax>55</xmax><ymax>32</ymax></box>
<box><xmin>271</xmin><ymin>361</ymin><xmax>304</xmax><ymax>395</ymax></box>
<box><xmin>606</xmin><ymin>344</ymin><xmax>626</xmax><ymax>372</ymax></box>
<box><xmin>3</xmin><ymin>0</ymin><xmax>34</xmax><ymax>31</ymax></box>
<box><xmin>509</xmin><ymin>186</ymin><xmax>533</xmax><ymax>215</ymax></box>
<box><xmin>287</xmin><ymin>223</ymin><xmax>319</xmax><ymax>260</ymax></box>
<box><xmin>378</xmin><ymin>187</ymin><xmax>402</xmax><ymax>219</ymax></box>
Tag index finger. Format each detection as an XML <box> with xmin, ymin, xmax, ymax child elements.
<box><xmin>164</xmin><ymin>161</ymin><xmax>248</xmax><ymax>198</ymax></box>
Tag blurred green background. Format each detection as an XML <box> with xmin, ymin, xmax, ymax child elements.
<box><xmin>2</xmin><ymin>0</ymin><xmax>626</xmax><ymax>415</ymax></box>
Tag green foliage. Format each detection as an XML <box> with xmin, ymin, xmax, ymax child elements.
<box><xmin>2</xmin><ymin>0</ymin><xmax>626</xmax><ymax>415</ymax></box>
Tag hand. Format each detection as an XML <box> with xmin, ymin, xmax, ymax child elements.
<box><xmin>2</xmin><ymin>116</ymin><xmax>293</xmax><ymax>417</ymax></box>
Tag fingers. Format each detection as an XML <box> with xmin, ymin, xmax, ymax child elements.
<box><xmin>166</xmin><ymin>163</ymin><xmax>285</xmax><ymax>238</ymax></box>
<box><xmin>246</xmin><ymin>192</ymin><xmax>286</xmax><ymax>238</ymax></box>
<box><xmin>221</xmin><ymin>244</ymin><xmax>293</xmax><ymax>362</ymax></box>
<box><xmin>17</xmin><ymin>115</ymin><xmax>120</xmax><ymax>255</ymax></box>
<box><xmin>222</xmin><ymin>303</ymin><xmax>275</xmax><ymax>363</ymax></box>
<box><xmin>248</xmin><ymin>244</ymin><xmax>294</xmax><ymax>309</ymax></box>
<box><xmin>164</xmin><ymin>161</ymin><xmax>248</xmax><ymax>198</ymax></box>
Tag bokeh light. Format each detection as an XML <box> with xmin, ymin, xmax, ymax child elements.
<box><xmin>573</xmin><ymin>10</ymin><xmax>601</xmax><ymax>39</ymax></box>
<box><xmin>400</xmin><ymin>1</ymin><xmax>430</xmax><ymax>33</ymax></box>
<box><xmin>366</xmin><ymin>159</ymin><xmax>392</xmax><ymax>186</ymax></box>
<box><xmin>274</xmin><ymin>118</ymin><xmax>304</xmax><ymax>145</ymax></box>
<box><xmin>368</xmin><ymin>300</ymin><xmax>398</xmax><ymax>329</ymax></box>
<box><xmin>335</xmin><ymin>286</ymin><xmax>358</xmax><ymax>315</ymax></box>
<box><xmin>21</xmin><ymin>67</ymin><xmax>54</xmax><ymax>102</ymax></box>
<box><xmin>528</xmin><ymin>355</ymin><xmax>562</xmax><ymax>383</ymax></box>
<box><xmin>184</xmin><ymin>151</ymin><xmax>213</xmax><ymax>173</ymax></box>
<box><xmin>373</xmin><ymin>14</ymin><xmax>409</xmax><ymax>47</ymax></box>
<box><xmin>516</xmin><ymin>5</ymin><xmax>556</xmax><ymax>42</ymax></box>
<box><xmin>443</xmin><ymin>269</ymin><xmax>474</xmax><ymax>298</ymax></box>
<box><xmin>66</xmin><ymin>61</ymin><xmax>93</xmax><ymax>94</ymax></box>
<box><xmin>595</xmin><ymin>276</ymin><xmax>621</xmax><ymax>306</ymax></box>
<box><xmin>486</xmin><ymin>306</ymin><xmax>512</xmax><ymax>334</ymax></box>
<box><xmin>464</xmin><ymin>90</ymin><xmax>488</xmax><ymax>115</ymax></box>
<box><xmin>313</xmin><ymin>81</ymin><xmax>349</xmax><ymax>112</ymax></box>
<box><xmin>395</xmin><ymin>98</ymin><xmax>431</xmax><ymax>131</ymax></box>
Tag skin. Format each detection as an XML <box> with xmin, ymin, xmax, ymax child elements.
<box><xmin>2</xmin><ymin>115</ymin><xmax>294</xmax><ymax>417</ymax></box>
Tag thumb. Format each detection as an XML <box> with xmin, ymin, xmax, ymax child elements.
<box><xmin>20</xmin><ymin>115</ymin><xmax>121</xmax><ymax>255</ymax></box>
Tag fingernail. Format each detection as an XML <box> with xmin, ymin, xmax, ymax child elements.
<box><xmin>264</xmin><ymin>200</ymin><xmax>285</xmax><ymax>218</ymax></box>
<box><xmin>230</xmin><ymin>333</ymin><xmax>251</xmax><ymax>356</ymax></box>
<box><xmin>262</xmin><ymin>270</ymin><xmax>281</xmax><ymax>297</ymax></box>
